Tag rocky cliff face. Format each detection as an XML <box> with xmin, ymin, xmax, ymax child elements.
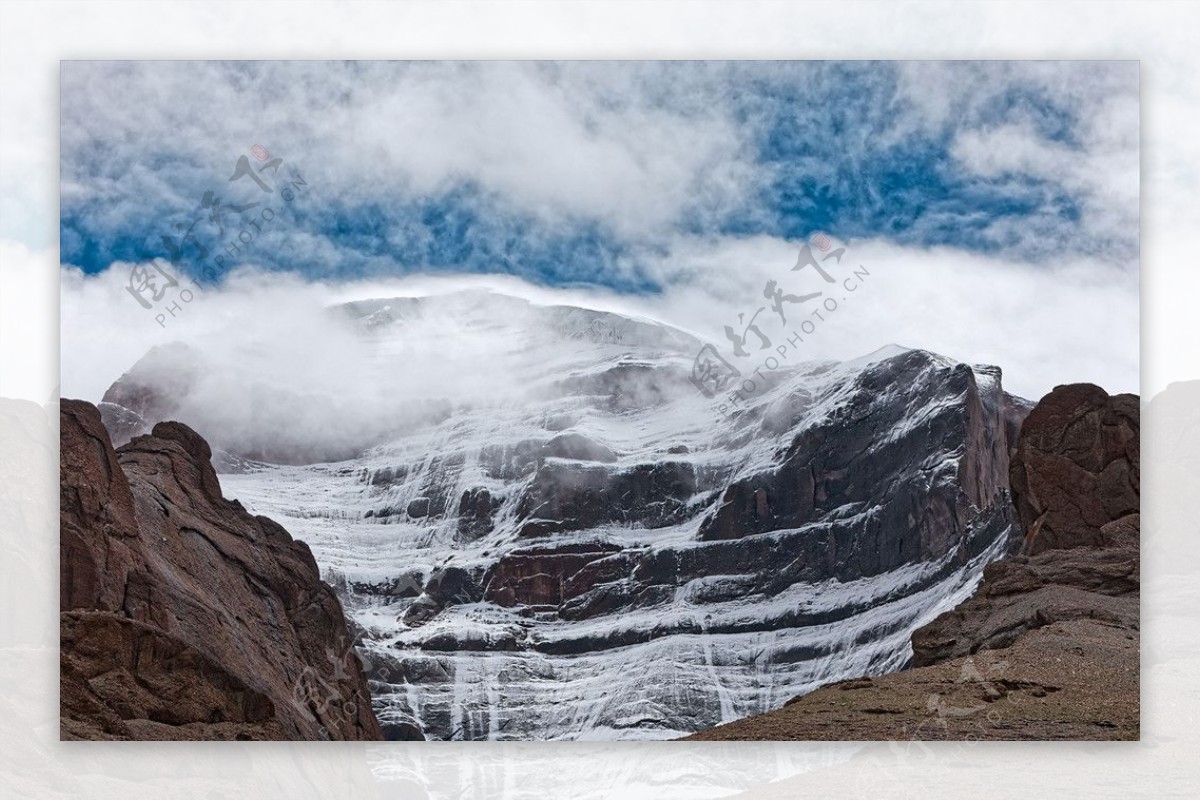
<box><xmin>913</xmin><ymin>383</ymin><xmax>1140</xmax><ymax>666</ymax></box>
<box><xmin>97</xmin><ymin>293</ymin><xmax>1031</xmax><ymax>740</ymax></box>
<box><xmin>688</xmin><ymin>382</ymin><xmax>1140</xmax><ymax>741</ymax></box>
<box><xmin>1009</xmin><ymin>383</ymin><xmax>1140</xmax><ymax>555</ymax></box>
<box><xmin>60</xmin><ymin>399</ymin><xmax>382</xmax><ymax>741</ymax></box>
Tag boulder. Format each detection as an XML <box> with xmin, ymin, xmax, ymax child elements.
<box><xmin>1009</xmin><ymin>383</ymin><xmax>1139</xmax><ymax>554</ymax></box>
<box><xmin>457</xmin><ymin>487</ymin><xmax>496</xmax><ymax>541</ymax></box>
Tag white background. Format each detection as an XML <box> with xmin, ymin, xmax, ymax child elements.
<box><xmin>1</xmin><ymin>1</ymin><xmax>1198</xmax><ymax>798</ymax></box>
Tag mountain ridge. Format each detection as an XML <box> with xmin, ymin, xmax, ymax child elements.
<box><xmin>89</xmin><ymin>294</ymin><xmax>1031</xmax><ymax>740</ymax></box>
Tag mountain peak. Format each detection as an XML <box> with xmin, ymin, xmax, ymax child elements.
<box><xmin>334</xmin><ymin>291</ymin><xmax>703</xmax><ymax>353</ymax></box>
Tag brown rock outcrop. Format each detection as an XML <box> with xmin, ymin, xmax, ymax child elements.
<box><xmin>60</xmin><ymin>399</ymin><xmax>382</xmax><ymax>741</ymax></box>
<box><xmin>1009</xmin><ymin>383</ymin><xmax>1139</xmax><ymax>555</ymax></box>
<box><xmin>910</xmin><ymin>526</ymin><xmax>1139</xmax><ymax>666</ymax></box>
<box><xmin>913</xmin><ymin>384</ymin><xmax>1140</xmax><ymax>666</ymax></box>
<box><xmin>482</xmin><ymin>542</ymin><xmax>624</xmax><ymax>609</ymax></box>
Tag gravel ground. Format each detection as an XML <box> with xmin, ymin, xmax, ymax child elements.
<box><xmin>683</xmin><ymin>619</ymin><xmax>1139</xmax><ymax>741</ymax></box>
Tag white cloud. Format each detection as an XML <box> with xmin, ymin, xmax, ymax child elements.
<box><xmin>952</xmin><ymin>122</ymin><xmax>1073</xmax><ymax>178</ymax></box>
<box><xmin>628</xmin><ymin>235</ymin><xmax>1138</xmax><ymax>401</ymax></box>
<box><xmin>58</xmin><ymin>61</ymin><xmax>759</xmax><ymax>244</ymax></box>
<box><xmin>60</xmin><ymin>232</ymin><xmax>1138</xmax><ymax>409</ymax></box>
<box><xmin>950</xmin><ymin>104</ymin><xmax>1139</xmax><ymax>257</ymax></box>
<box><xmin>891</xmin><ymin>61</ymin><xmax>1139</xmax><ymax>259</ymax></box>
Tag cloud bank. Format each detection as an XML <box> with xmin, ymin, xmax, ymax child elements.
<box><xmin>62</xmin><ymin>233</ymin><xmax>1137</xmax><ymax>409</ymax></box>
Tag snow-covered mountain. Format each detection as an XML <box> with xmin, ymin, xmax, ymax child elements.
<box><xmin>98</xmin><ymin>290</ymin><xmax>1029</xmax><ymax>740</ymax></box>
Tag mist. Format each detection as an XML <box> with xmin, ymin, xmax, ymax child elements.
<box><xmin>59</xmin><ymin>228</ymin><xmax>1138</xmax><ymax>466</ymax></box>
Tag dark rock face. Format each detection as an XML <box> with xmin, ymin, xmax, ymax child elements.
<box><xmin>96</xmin><ymin>400</ymin><xmax>150</xmax><ymax>448</ymax></box>
<box><xmin>103</xmin><ymin>336</ymin><xmax>1035</xmax><ymax>740</ymax></box>
<box><xmin>690</xmin><ymin>383</ymin><xmax>1141</xmax><ymax>741</ymax></box>
<box><xmin>912</xmin><ymin>383</ymin><xmax>1140</xmax><ymax>668</ymax></box>
<box><xmin>516</xmin><ymin>459</ymin><xmax>698</xmax><ymax>538</ymax></box>
<box><xmin>60</xmin><ymin>399</ymin><xmax>382</xmax><ymax>741</ymax></box>
<box><xmin>407</xmin><ymin>497</ymin><xmax>432</xmax><ymax>518</ymax></box>
<box><xmin>483</xmin><ymin>542</ymin><xmax>625</xmax><ymax>609</ymax></box>
<box><xmin>1009</xmin><ymin>383</ymin><xmax>1140</xmax><ymax>555</ymax></box>
<box><xmin>457</xmin><ymin>487</ymin><xmax>497</xmax><ymax>541</ymax></box>
<box><xmin>426</xmin><ymin>565</ymin><xmax>483</xmax><ymax>606</ymax></box>
<box><xmin>698</xmin><ymin>355</ymin><xmax>1015</xmax><ymax>573</ymax></box>
<box><xmin>342</xmin><ymin>349</ymin><xmax>1029</xmax><ymax>739</ymax></box>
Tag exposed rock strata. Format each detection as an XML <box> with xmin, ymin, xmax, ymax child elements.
<box><xmin>914</xmin><ymin>384</ymin><xmax>1140</xmax><ymax>665</ymax></box>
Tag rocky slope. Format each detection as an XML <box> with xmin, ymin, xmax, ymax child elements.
<box><xmin>97</xmin><ymin>291</ymin><xmax>1031</xmax><ymax>740</ymax></box>
<box><xmin>60</xmin><ymin>399</ymin><xmax>382</xmax><ymax>740</ymax></box>
<box><xmin>687</xmin><ymin>382</ymin><xmax>1139</xmax><ymax>741</ymax></box>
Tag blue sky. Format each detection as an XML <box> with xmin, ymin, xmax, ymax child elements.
<box><xmin>56</xmin><ymin>60</ymin><xmax>1140</xmax><ymax>402</ymax></box>
<box><xmin>59</xmin><ymin>61</ymin><xmax>1138</xmax><ymax>293</ymax></box>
